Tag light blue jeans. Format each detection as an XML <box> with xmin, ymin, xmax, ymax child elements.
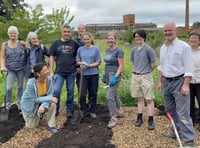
<box><xmin>6</xmin><ymin>70</ymin><xmax>24</xmax><ymax>109</ymax></box>
<box><xmin>53</xmin><ymin>73</ymin><xmax>75</xmax><ymax>112</ymax></box>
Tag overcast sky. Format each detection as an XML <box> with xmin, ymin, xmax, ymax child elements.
<box><xmin>25</xmin><ymin>0</ymin><xmax>199</xmax><ymax>29</ymax></box>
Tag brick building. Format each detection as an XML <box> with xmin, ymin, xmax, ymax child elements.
<box><xmin>85</xmin><ymin>14</ymin><xmax>157</xmax><ymax>34</ymax></box>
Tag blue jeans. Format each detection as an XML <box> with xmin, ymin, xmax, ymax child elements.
<box><xmin>6</xmin><ymin>70</ymin><xmax>24</xmax><ymax>109</ymax></box>
<box><xmin>53</xmin><ymin>73</ymin><xmax>75</xmax><ymax>112</ymax></box>
<box><xmin>162</xmin><ymin>77</ymin><xmax>195</xmax><ymax>142</ymax></box>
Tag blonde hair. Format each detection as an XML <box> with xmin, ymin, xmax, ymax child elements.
<box><xmin>26</xmin><ymin>32</ymin><xmax>38</xmax><ymax>48</ymax></box>
<box><xmin>7</xmin><ymin>26</ymin><xmax>19</xmax><ymax>35</ymax></box>
<box><xmin>106</xmin><ymin>32</ymin><xmax>117</xmax><ymax>40</ymax></box>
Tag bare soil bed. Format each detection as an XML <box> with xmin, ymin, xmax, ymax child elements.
<box><xmin>1</xmin><ymin>104</ymin><xmax>200</xmax><ymax>148</ymax></box>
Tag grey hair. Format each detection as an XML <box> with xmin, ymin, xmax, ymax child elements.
<box><xmin>189</xmin><ymin>31</ymin><xmax>200</xmax><ymax>40</ymax></box>
<box><xmin>7</xmin><ymin>26</ymin><xmax>19</xmax><ymax>35</ymax></box>
<box><xmin>26</xmin><ymin>32</ymin><xmax>38</xmax><ymax>48</ymax></box>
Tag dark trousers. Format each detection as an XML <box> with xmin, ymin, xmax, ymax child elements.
<box><xmin>190</xmin><ymin>83</ymin><xmax>200</xmax><ymax>124</ymax></box>
<box><xmin>80</xmin><ymin>74</ymin><xmax>99</xmax><ymax>113</ymax></box>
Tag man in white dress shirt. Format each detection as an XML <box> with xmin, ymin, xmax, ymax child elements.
<box><xmin>157</xmin><ymin>22</ymin><xmax>195</xmax><ymax>147</ymax></box>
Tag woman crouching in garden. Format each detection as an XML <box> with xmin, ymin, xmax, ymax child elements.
<box><xmin>21</xmin><ymin>62</ymin><xmax>58</xmax><ymax>134</ymax></box>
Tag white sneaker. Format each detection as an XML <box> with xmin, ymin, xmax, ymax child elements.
<box><xmin>107</xmin><ymin>118</ymin><xmax>117</xmax><ymax>128</ymax></box>
<box><xmin>90</xmin><ymin>113</ymin><xmax>97</xmax><ymax>118</ymax></box>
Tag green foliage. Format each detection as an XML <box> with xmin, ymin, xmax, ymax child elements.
<box><xmin>192</xmin><ymin>21</ymin><xmax>200</xmax><ymax>28</ymax></box>
<box><xmin>0</xmin><ymin>0</ymin><xmax>28</xmax><ymax>21</ymax></box>
<box><xmin>41</xmin><ymin>7</ymin><xmax>74</xmax><ymax>34</ymax></box>
<box><xmin>119</xmin><ymin>29</ymin><xmax>133</xmax><ymax>44</ymax></box>
<box><xmin>28</xmin><ymin>4</ymin><xmax>45</xmax><ymax>31</ymax></box>
<box><xmin>145</xmin><ymin>30</ymin><xmax>165</xmax><ymax>56</ymax></box>
<box><xmin>0</xmin><ymin>4</ymin><xmax>75</xmax><ymax>46</ymax></box>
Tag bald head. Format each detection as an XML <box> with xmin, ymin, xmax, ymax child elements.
<box><xmin>77</xmin><ymin>24</ymin><xmax>86</xmax><ymax>38</ymax></box>
<box><xmin>163</xmin><ymin>22</ymin><xmax>176</xmax><ymax>30</ymax></box>
<box><xmin>163</xmin><ymin>22</ymin><xmax>177</xmax><ymax>43</ymax></box>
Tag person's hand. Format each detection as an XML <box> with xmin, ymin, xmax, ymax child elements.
<box><xmin>109</xmin><ymin>76</ymin><xmax>118</xmax><ymax>86</ymax></box>
<box><xmin>181</xmin><ymin>84</ymin><xmax>190</xmax><ymax>96</ymax></box>
<box><xmin>80</xmin><ymin>61</ymin><xmax>90</xmax><ymax>70</ymax></box>
<box><xmin>0</xmin><ymin>66</ymin><xmax>7</xmax><ymax>72</ymax></box>
<box><xmin>50</xmin><ymin>72</ymin><xmax>54</xmax><ymax>79</ymax></box>
<box><xmin>52</xmin><ymin>97</ymin><xmax>58</xmax><ymax>103</ymax></box>
<box><xmin>76</xmin><ymin>67</ymin><xmax>80</xmax><ymax>74</ymax></box>
<box><xmin>157</xmin><ymin>82</ymin><xmax>162</xmax><ymax>91</ymax></box>
<box><xmin>101</xmin><ymin>74</ymin><xmax>106</xmax><ymax>83</ymax></box>
<box><xmin>38</xmin><ymin>106</ymin><xmax>45</xmax><ymax>114</ymax></box>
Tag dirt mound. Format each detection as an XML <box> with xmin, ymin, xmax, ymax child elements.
<box><xmin>0</xmin><ymin>104</ymin><xmax>24</xmax><ymax>143</ymax></box>
<box><xmin>36</xmin><ymin>105</ymin><xmax>115</xmax><ymax>148</ymax></box>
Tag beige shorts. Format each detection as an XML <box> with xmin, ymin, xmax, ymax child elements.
<box><xmin>131</xmin><ymin>73</ymin><xmax>155</xmax><ymax>100</ymax></box>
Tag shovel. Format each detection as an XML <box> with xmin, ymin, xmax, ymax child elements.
<box><xmin>71</xmin><ymin>68</ymin><xmax>84</xmax><ymax>125</ymax></box>
<box><xmin>0</xmin><ymin>72</ymin><xmax>9</xmax><ymax>121</ymax></box>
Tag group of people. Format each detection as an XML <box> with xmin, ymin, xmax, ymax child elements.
<box><xmin>131</xmin><ymin>22</ymin><xmax>199</xmax><ymax>147</ymax></box>
<box><xmin>0</xmin><ymin>24</ymin><xmax>124</xmax><ymax>134</ymax></box>
<box><xmin>0</xmin><ymin>21</ymin><xmax>199</xmax><ymax>147</ymax></box>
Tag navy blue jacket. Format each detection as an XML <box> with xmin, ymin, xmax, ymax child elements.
<box><xmin>25</xmin><ymin>44</ymin><xmax>50</xmax><ymax>77</ymax></box>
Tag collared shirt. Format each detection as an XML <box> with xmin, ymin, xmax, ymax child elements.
<box><xmin>158</xmin><ymin>38</ymin><xmax>193</xmax><ymax>78</ymax></box>
<box><xmin>131</xmin><ymin>44</ymin><xmax>156</xmax><ymax>74</ymax></box>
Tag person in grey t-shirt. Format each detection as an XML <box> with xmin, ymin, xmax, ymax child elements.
<box><xmin>130</xmin><ymin>29</ymin><xmax>157</xmax><ymax>130</ymax></box>
<box><xmin>102</xmin><ymin>32</ymin><xmax>124</xmax><ymax>128</ymax></box>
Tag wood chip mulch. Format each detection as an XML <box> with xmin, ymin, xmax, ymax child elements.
<box><xmin>1</xmin><ymin>106</ymin><xmax>200</xmax><ymax>148</ymax></box>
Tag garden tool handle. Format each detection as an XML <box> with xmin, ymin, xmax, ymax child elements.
<box><xmin>166</xmin><ymin>113</ymin><xmax>172</xmax><ymax>120</ymax></box>
<box><xmin>1</xmin><ymin>71</ymin><xmax>8</xmax><ymax>108</ymax></box>
<box><xmin>166</xmin><ymin>113</ymin><xmax>183</xmax><ymax>148</ymax></box>
<box><xmin>1</xmin><ymin>71</ymin><xmax>7</xmax><ymax>94</ymax></box>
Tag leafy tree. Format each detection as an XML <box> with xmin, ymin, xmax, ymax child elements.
<box><xmin>28</xmin><ymin>4</ymin><xmax>44</xmax><ymax>31</ymax></box>
<box><xmin>119</xmin><ymin>29</ymin><xmax>133</xmax><ymax>44</ymax></box>
<box><xmin>192</xmin><ymin>21</ymin><xmax>200</xmax><ymax>28</ymax></box>
<box><xmin>1</xmin><ymin>4</ymin><xmax>44</xmax><ymax>40</ymax></box>
<box><xmin>0</xmin><ymin>0</ymin><xmax>28</xmax><ymax>21</ymax></box>
<box><xmin>36</xmin><ymin>6</ymin><xmax>75</xmax><ymax>44</ymax></box>
<box><xmin>41</xmin><ymin>7</ymin><xmax>74</xmax><ymax>34</ymax></box>
<box><xmin>0</xmin><ymin>4</ymin><xmax>75</xmax><ymax>44</ymax></box>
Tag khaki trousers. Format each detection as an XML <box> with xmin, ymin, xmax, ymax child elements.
<box><xmin>23</xmin><ymin>103</ymin><xmax>56</xmax><ymax>128</ymax></box>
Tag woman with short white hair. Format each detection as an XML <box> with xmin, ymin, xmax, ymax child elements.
<box><xmin>0</xmin><ymin>25</ymin><xmax>26</xmax><ymax>110</ymax></box>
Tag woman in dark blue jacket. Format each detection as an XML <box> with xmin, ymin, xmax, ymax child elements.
<box><xmin>25</xmin><ymin>32</ymin><xmax>50</xmax><ymax>78</ymax></box>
